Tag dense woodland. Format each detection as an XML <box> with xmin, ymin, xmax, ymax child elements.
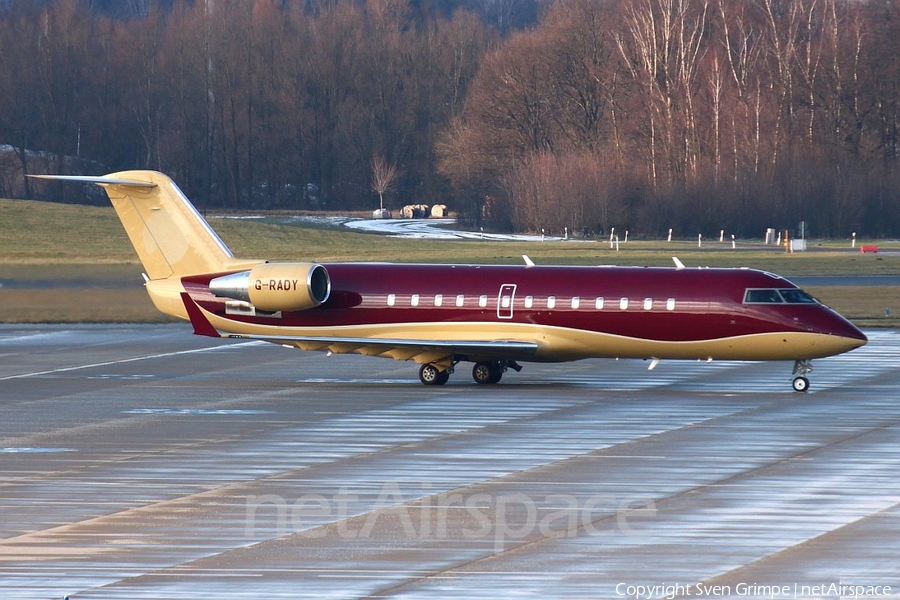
<box><xmin>2</xmin><ymin>0</ymin><xmax>900</xmax><ymax>238</ymax></box>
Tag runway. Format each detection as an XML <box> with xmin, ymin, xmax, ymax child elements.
<box><xmin>1</xmin><ymin>324</ymin><xmax>899</xmax><ymax>599</ymax></box>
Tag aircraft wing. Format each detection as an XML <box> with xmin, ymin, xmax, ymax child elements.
<box><xmin>181</xmin><ymin>293</ymin><xmax>538</xmax><ymax>363</ymax></box>
<box><xmin>231</xmin><ymin>332</ymin><xmax>538</xmax><ymax>360</ymax></box>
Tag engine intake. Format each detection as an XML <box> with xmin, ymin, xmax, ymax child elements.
<box><xmin>209</xmin><ymin>263</ymin><xmax>331</xmax><ymax>311</ymax></box>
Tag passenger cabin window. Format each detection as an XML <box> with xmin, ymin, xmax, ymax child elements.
<box><xmin>547</xmin><ymin>296</ymin><xmax>557</xmax><ymax>309</ymax></box>
<box><xmin>387</xmin><ymin>294</ymin><xmax>396</xmax><ymax>307</ymax></box>
<box><xmin>456</xmin><ymin>295</ymin><xmax>465</xmax><ymax>307</ymax></box>
<box><xmin>571</xmin><ymin>297</ymin><xmax>581</xmax><ymax>309</ymax></box>
<box><xmin>434</xmin><ymin>294</ymin><xmax>443</xmax><ymax>307</ymax></box>
<box><xmin>643</xmin><ymin>298</ymin><xmax>653</xmax><ymax>310</ymax></box>
<box><xmin>479</xmin><ymin>295</ymin><xmax>488</xmax><ymax>308</ymax></box>
<box><xmin>524</xmin><ymin>295</ymin><xmax>534</xmax><ymax>309</ymax></box>
<box><xmin>744</xmin><ymin>288</ymin><xmax>818</xmax><ymax>304</ymax></box>
<box><xmin>619</xmin><ymin>297</ymin><xmax>629</xmax><ymax>310</ymax></box>
<box><xmin>666</xmin><ymin>298</ymin><xmax>676</xmax><ymax>311</ymax></box>
<box><xmin>411</xmin><ymin>294</ymin><xmax>420</xmax><ymax>307</ymax></box>
<box><xmin>595</xmin><ymin>297</ymin><xmax>605</xmax><ymax>310</ymax></box>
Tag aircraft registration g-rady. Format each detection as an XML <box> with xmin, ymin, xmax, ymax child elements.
<box><xmin>34</xmin><ymin>170</ymin><xmax>867</xmax><ymax>391</ymax></box>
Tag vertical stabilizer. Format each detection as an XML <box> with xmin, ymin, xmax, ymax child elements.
<box><xmin>33</xmin><ymin>170</ymin><xmax>257</xmax><ymax>279</ymax></box>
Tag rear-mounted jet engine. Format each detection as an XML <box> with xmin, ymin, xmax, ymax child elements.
<box><xmin>209</xmin><ymin>262</ymin><xmax>331</xmax><ymax>311</ymax></box>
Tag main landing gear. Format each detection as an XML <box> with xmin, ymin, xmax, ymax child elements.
<box><xmin>418</xmin><ymin>360</ymin><xmax>523</xmax><ymax>386</ymax></box>
<box><xmin>792</xmin><ymin>359</ymin><xmax>813</xmax><ymax>392</ymax></box>
<box><xmin>472</xmin><ymin>360</ymin><xmax>523</xmax><ymax>384</ymax></box>
<box><xmin>472</xmin><ymin>361</ymin><xmax>503</xmax><ymax>385</ymax></box>
<box><xmin>418</xmin><ymin>363</ymin><xmax>451</xmax><ymax>386</ymax></box>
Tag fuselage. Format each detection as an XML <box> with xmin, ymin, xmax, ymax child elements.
<box><xmin>181</xmin><ymin>263</ymin><xmax>867</xmax><ymax>363</ymax></box>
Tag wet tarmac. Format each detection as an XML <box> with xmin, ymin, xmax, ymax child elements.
<box><xmin>1</xmin><ymin>324</ymin><xmax>899</xmax><ymax>599</ymax></box>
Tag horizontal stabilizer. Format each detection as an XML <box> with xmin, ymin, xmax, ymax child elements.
<box><xmin>29</xmin><ymin>174</ymin><xmax>158</xmax><ymax>188</ymax></box>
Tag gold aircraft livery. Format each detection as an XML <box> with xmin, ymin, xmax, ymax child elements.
<box><xmin>36</xmin><ymin>171</ymin><xmax>867</xmax><ymax>391</ymax></box>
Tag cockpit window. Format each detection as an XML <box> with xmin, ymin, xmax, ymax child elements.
<box><xmin>744</xmin><ymin>288</ymin><xmax>818</xmax><ymax>304</ymax></box>
<box><xmin>744</xmin><ymin>289</ymin><xmax>783</xmax><ymax>303</ymax></box>
<box><xmin>778</xmin><ymin>288</ymin><xmax>817</xmax><ymax>304</ymax></box>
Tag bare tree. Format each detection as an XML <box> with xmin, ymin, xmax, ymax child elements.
<box><xmin>371</xmin><ymin>153</ymin><xmax>398</xmax><ymax>211</ymax></box>
<box><xmin>616</xmin><ymin>0</ymin><xmax>710</xmax><ymax>187</ymax></box>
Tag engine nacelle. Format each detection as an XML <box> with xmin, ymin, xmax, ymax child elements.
<box><xmin>209</xmin><ymin>262</ymin><xmax>331</xmax><ymax>311</ymax></box>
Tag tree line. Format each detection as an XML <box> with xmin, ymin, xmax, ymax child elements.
<box><xmin>0</xmin><ymin>0</ymin><xmax>498</xmax><ymax>212</ymax></box>
<box><xmin>2</xmin><ymin>0</ymin><xmax>900</xmax><ymax>238</ymax></box>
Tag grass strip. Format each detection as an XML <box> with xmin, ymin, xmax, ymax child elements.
<box><xmin>2</xmin><ymin>198</ymin><xmax>898</xmax><ymax>324</ymax></box>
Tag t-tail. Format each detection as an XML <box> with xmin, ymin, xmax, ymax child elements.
<box><xmin>31</xmin><ymin>170</ymin><xmax>262</xmax><ymax>320</ymax></box>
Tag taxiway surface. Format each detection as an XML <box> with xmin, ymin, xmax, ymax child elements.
<box><xmin>1</xmin><ymin>324</ymin><xmax>899</xmax><ymax>599</ymax></box>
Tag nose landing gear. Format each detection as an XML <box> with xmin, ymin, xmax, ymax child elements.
<box><xmin>792</xmin><ymin>359</ymin><xmax>812</xmax><ymax>392</ymax></box>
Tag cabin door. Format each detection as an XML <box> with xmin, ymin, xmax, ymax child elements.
<box><xmin>497</xmin><ymin>284</ymin><xmax>517</xmax><ymax>319</ymax></box>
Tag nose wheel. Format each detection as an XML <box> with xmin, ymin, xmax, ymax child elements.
<box><xmin>792</xmin><ymin>375</ymin><xmax>810</xmax><ymax>392</ymax></box>
<box><xmin>792</xmin><ymin>360</ymin><xmax>812</xmax><ymax>392</ymax></box>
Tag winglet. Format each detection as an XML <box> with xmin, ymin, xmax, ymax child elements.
<box><xmin>522</xmin><ymin>254</ymin><xmax>535</xmax><ymax>268</ymax></box>
<box><xmin>180</xmin><ymin>293</ymin><xmax>221</xmax><ymax>338</ymax></box>
<box><xmin>672</xmin><ymin>257</ymin><xmax>686</xmax><ymax>270</ymax></box>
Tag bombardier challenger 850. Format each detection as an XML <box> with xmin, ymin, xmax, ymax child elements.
<box><xmin>35</xmin><ymin>171</ymin><xmax>867</xmax><ymax>391</ymax></box>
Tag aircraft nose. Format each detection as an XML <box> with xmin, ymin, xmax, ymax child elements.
<box><xmin>792</xmin><ymin>305</ymin><xmax>867</xmax><ymax>356</ymax></box>
<box><xmin>823</xmin><ymin>311</ymin><xmax>867</xmax><ymax>350</ymax></box>
<box><xmin>844</xmin><ymin>323</ymin><xmax>868</xmax><ymax>346</ymax></box>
